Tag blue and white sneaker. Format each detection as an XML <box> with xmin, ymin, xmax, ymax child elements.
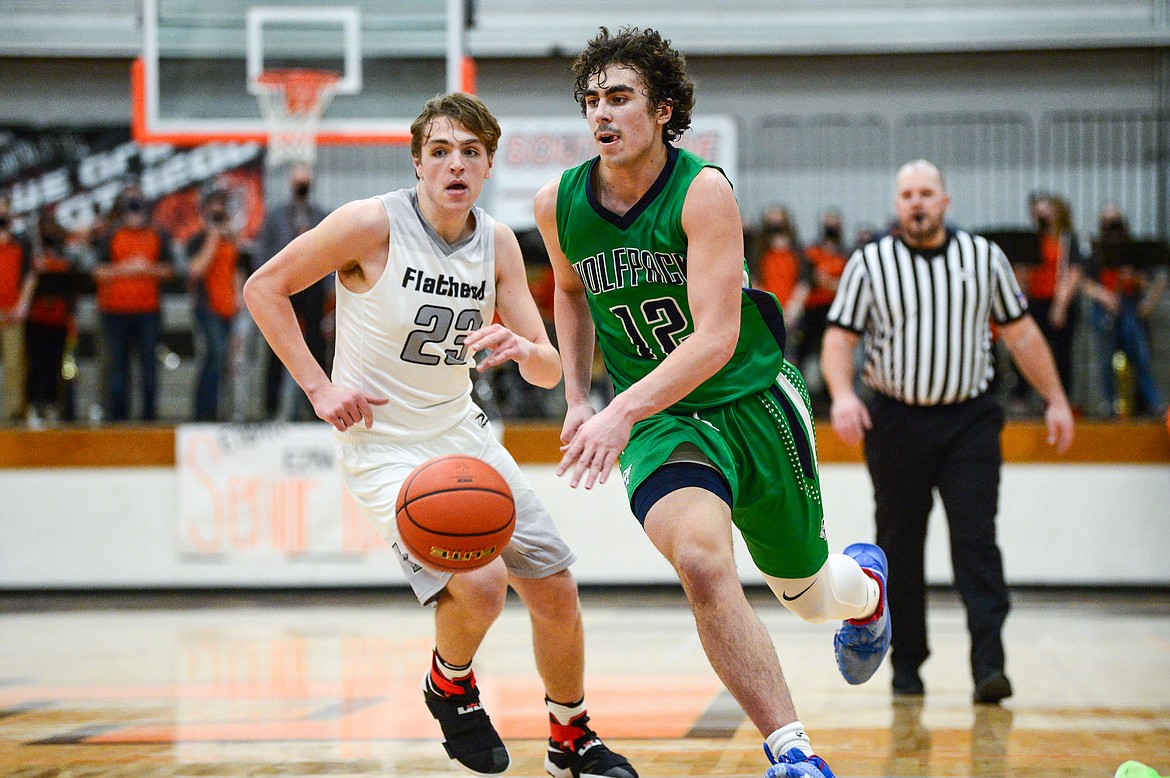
<box><xmin>833</xmin><ymin>542</ymin><xmax>891</xmax><ymax>685</ymax></box>
<box><xmin>763</xmin><ymin>746</ymin><xmax>837</xmax><ymax>778</ymax></box>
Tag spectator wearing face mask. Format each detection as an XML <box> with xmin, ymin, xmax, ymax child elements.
<box><xmin>1010</xmin><ymin>193</ymin><xmax>1086</xmax><ymax>412</ymax></box>
<box><xmin>23</xmin><ymin>215</ymin><xmax>77</xmax><ymax>426</ymax></box>
<box><xmin>750</xmin><ymin>206</ymin><xmax>810</xmax><ymax>360</ymax></box>
<box><xmin>1080</xmin><ymin>205</ymin><xmax>1167</xmax><ymax>417</ymax></box>
<box><xmin>800</xmin><ymin>209</ymin><xmax>850</xmax><ymax>413</ymax></box>
<box><xmin>188</xmin><ymin>189</ymin><xmax>249</xmax><ymax>421</ymax></box>
<box><xmin>94</xmin><ymin>184</ymin><xmax>176</xmax><ymax>422</ymax></box>
<box><xmin>254</xmin><ymin>164</ymin><xmax>329</xmax><ymax>420</ymax></box>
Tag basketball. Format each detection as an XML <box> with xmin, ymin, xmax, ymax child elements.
<box><xmin>395</xmin><ymin>455</ymin><xmax>515</xmax><ymax>573</ymax></box>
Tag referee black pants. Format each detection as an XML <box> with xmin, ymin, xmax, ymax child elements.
<box><xmin>863</xmin><ymin>392</ymin><xmax>1010</xmax><ymax>683</ymax></box>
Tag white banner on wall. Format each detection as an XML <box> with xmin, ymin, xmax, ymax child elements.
<box><xmin>3</xmin><ymin>431</ymin><xmax>1169</xmax><ymax>586</ymax></box>
<box><xmin>175</xmin><ymin>423</ymin><xmax>390</xmax><ymax>562</ymax></box>
<box><xmin>491</xmin><ymin>116</ymin><xmax>739</xmax><ymax>230</ymax></box>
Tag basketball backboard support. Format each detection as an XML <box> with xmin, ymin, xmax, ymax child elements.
<box><xmin>245</xmin><ymin>7</ymin><xmax>363</xmax><ymax>97</ymax></box>
<box><xmin>135</xmin><ymin>0</ymin><xmax>473</xmax><ymax>147</ymax></box>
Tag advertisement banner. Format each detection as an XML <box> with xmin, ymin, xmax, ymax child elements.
<box><xmin>175</xmin><ymin>423</ymin><xmax>392</xmax><ymax>562</ymax></box>
<box><xmin>0</xmin><ymin>126</ymin><xmax>265</xmax><ymax>241</ymax></box>
<box><xmin>491</xmin><ymin>116</ymin><xmax>738</xmax><ymax>231</ymax></box>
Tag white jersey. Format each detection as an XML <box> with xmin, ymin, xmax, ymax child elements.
<box><xmin>332</xmin><ymin>188</ymin><xmax>496</xmax><ymax>441</ymax></box>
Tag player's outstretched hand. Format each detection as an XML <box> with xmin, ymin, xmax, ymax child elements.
<box><xmin>465</xmin><ymin>323</ymin><xmax>532</xmax><ymax>371</ymax></box>
<box><xmin>309</xmin><ymin>382</ymin><xmax>389</xmax><ymax>432</ymax></box>
<box><xmin>557</xmin><ymin>403</ymin><xmax>632</xmax><ymax>490</ymax></box>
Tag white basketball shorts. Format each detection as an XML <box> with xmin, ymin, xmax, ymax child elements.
<box><xmin>336</xmin><ymin>407</ymin><xmax>576</xmax><ymax>606</ymax></box>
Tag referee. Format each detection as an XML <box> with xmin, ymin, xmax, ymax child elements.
<box><xmin>821</xmin><ymin>159</ymin><xmax>1075</xmax><ymax>704</ymax></box>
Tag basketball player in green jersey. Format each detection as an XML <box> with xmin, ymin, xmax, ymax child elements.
<box><xmin>534</xmin><ymin>27</ymin><xmax>892</xmax><ymax>778</ymax></box>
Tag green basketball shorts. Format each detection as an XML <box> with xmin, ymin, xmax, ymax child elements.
<box><xmin>618</xmin><ymin>361</ymin><xmax>828</xmax><ymax>579</ymax></box>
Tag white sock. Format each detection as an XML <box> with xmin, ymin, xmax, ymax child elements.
<box><xmin>766</xmin><ymin>720</ymin><xmax>812</xmax><ymax>760</ymax></box>
<box><xmin>546</xmin><ymin>696</ymin><xmax>586</xmax><ymax>725</ymax></box>
<box><xmin>433</xmin><ymin>650</ymin><xmax>471</xmax><ymax>681</ymax></box>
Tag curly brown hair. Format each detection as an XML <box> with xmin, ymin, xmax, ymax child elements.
<box><xmin>571</xmin><ymin>26</ymin><xmax>695</xmax><ymax>144</ymax></box>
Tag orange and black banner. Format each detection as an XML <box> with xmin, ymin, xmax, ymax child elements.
<box><xmin>0</xmin><ymin>125</ymin><xmax>266</xmax><ymax>242</ymax></box>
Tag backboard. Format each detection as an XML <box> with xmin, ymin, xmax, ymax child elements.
<box><xmin>135</xmin><ymin>0</ymin><xmax>472</xmax><ymax>147</ymax></box>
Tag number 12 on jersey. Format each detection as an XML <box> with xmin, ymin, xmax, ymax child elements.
<box><xmin>610</xmin><ymin>296</ymin><xmax>690</xmax><ymax>360</ymax></box>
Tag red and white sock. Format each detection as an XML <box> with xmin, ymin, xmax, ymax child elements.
<box><xmin>428</xmin><ymin>649</ymin><xmax>472</xmax><ymax>696</ymax></box>
<box><xmin>547</xmin><ymin>696</ymin><xmax>588</xmax><ymax>748</ymax></box>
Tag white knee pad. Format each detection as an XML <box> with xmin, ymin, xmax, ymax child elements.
<box><xmin>763</xmin><ymin>554</ymin><xmax>875</xmax><ymax>623</ymax></box>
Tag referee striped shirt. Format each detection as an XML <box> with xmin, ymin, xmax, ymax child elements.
<box><xmin>826</xmin><ymin>229</ymin><xmax>1029</xmax><ymax>406</ymax></box>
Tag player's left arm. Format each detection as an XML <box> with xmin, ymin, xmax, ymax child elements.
<box><xmin>464</xmin><ymin>222</ymin><xmax>562</xmax><ymax>389</ymax></box>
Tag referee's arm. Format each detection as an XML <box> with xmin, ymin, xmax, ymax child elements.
<box><xmin>997</xmin><ymin>315</ymin><xmax>1075</xmax><ymax>453</ymax></box>
<box><xmin>822</xmin><ymin>324</ymin><xmax>869</xmax><ymax>446</ymax></box>
<box><xmin>823</xmin><ymin>245</ymin><xmax>871</xmax><ymax>446</ymax></box>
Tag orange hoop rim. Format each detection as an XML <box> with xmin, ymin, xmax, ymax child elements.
<box><xmin>254</xmin><ymin>68</ymin><xmax>342</xmax><ymax>114</ymax></box>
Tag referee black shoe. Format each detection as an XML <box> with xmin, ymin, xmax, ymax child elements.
<box><xmin>892</xmin><ymin>667</ymin><xmax>925</xmax><ymax>696</ymax></box>
<box><xmin>973</xmin><ymin>671</ymin><xmax>1013</xmax><ymax>704</ymax></box>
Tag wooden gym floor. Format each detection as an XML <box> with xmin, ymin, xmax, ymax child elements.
<box><xmin>0</xmin><ymin>587</ymin><xmax>1166</xmax><ymax>778</ymax></box>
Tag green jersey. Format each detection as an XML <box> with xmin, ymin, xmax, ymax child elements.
<box><xmin>556</xmin><ymin>145</ymin><xmax>786</xmax><ymax>412</ymax></box>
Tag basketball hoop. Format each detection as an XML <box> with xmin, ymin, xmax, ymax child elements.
<box><xmin>253</xmin><ymin>68</ymin><xmax>342</xmax><ymax>167</ymax></box>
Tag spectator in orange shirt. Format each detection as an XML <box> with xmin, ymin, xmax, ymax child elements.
<box><xmin>1012</xmin><ymin>194</ymin><xmax>1085</xmax><ymax>409</ymax></box>
<box><xmin>94</xmin><ymin>184</ymin><xmax>176</xmax><ymax>422</ymax></box>
<box><xmin>23</xmin><ymin>216</ymin><xmax>76</xmax><ymax>425</ymax></box>
<box><xmin>0</xmin><ymin>193</ymin><xmax>32</xmax><ymax>422</ymax></box>
<box><xmin>800</xmin><ymin>210</ymin><xmax>849</xmax><ymax>411</ymax></box>
<box><xmin>188</xmin><ymin>189</ymin><xmax>246</xmax><ymax>421</ymax></box>
<box><xmin>751</xmin><ymin>206</ymin><xmax>809</xmax><ymax>360</ymax></box>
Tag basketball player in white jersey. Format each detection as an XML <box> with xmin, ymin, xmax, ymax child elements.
<box><xmin>244</xmin><ymin>93</ymin><xmax>636</xmax><ymax>778</ymax></box>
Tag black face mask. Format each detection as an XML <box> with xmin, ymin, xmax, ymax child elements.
<box><xmin>0</xmin><ymin>216</ymin><xmax>9</xmax><ymax>231</ymax></box>
<box><xmin>1035</xmin><ymin>216</ymin><xmax>1051</xmax><ymax>231</ymax></box>
<box><xmin>822</xmin><ymin>226</ymin><xmax>841</xmax><ymax>243</ymax></box>
<box><xmin>293</xmin><ymin>182</ymin><xmax>311</xmax><ymax>199</ymax></box>
<box><xmin>209</xmin><ymin>211</ymin><xmax>228</xmax><ymax>224</ymax></box>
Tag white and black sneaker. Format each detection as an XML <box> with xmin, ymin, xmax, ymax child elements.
<box><xmin>422</xmin><ymin>660</ymin><xmax>510</xmax><ymax>775</ymax></box>
<box><xmin>545</xmin><ymin>712</ymin><xmax>636</xmax><ymax>778</ymax></box>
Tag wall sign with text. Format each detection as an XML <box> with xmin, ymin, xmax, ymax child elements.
<box><xmin>175</xmin><ymin>423</ymin><xmax>390</xmax><ymax>563</ymax></box>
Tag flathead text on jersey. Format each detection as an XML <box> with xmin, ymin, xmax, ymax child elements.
<box><xmin>401</xmin><ymin>267</ymin><xmax>487</xmax><ymax>301</ymax></box>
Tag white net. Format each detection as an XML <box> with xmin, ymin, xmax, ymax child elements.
<box><xmin>254</xmin><ymin>69</ymin><xmax>341</xmax><ymax>167</ymax></box>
